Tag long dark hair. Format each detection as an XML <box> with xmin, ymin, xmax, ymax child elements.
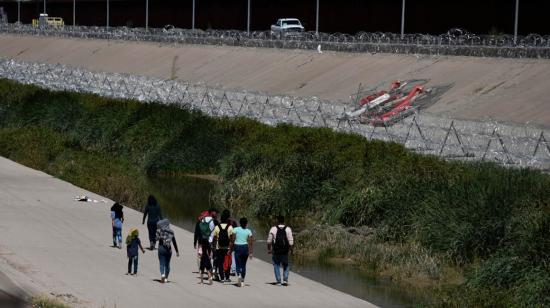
<box><xmin>147</xmin><ymin>195</ymin><xmax>158</xmax><ymax>206</ymax></box>
<box><xmin>240</xmin><ymin>217</ymin><xmax>248</xmax><ymax>229</ymax></box>
<box><xmin>221</xmin><ymin>209</ymin><xmax>230</xmax><ymax>224</ymax></box>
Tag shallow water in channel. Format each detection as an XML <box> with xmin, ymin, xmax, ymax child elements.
<box><xmin>146</xmin><ymin>176</ymin><xmax>423</xmax><ymax>307</ymax></box>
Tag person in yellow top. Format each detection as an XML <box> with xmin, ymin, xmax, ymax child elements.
<box><xmin>212</xmin><ymin>210</ymin><xmax>235</xmax><ymax>282</ymax></box>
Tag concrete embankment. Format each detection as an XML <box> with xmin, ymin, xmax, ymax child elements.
<box><xmin>0</xmin><ymin>34</ymin><xmax>550</xmax><ymax>127</ymax></box>
<box><xmin>0</xmin><ymin>156</ymin><xmax>374</xmax><ymax>307</ymax></box>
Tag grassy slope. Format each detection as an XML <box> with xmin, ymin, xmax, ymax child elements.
<box><xmin>0</xmin><ymin>78</ymin><xmax>548</xmax><ymax>306</ymax></box>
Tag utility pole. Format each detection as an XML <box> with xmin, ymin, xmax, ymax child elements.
<box><xmin>247</xmin><ymin>0</ymin><xmax>250</xmax><ymax>34</ymax></box>
<box><xmin>17</xmin><ymin>0</ymin><xmax>20</xmax><ymax>23</ymax></box>
<box><xmin>192</xmin><ymin>0</ymin><xmax>195</xmax><ymax>29</ymax></box>
<box><xmin>315</xmin><ymin>0</ymin><xmax>319</xmax><ymax>35</ymax></box>
<box><xmin>106</xmin><ymin>0</ymin><xmax>109</xmax><ymax>28</ymax></box>
<box><xmin>514</xmin><ymin>0</ymin><xmax>519</xmax><ymax>44</ymax></box>
<box><xmin>73</xmin><ymin>0</ymin><xmax>76</xmax><ymax>26</ymax></box>
<box><xmin>401</xmin><ymin>0</ymin><xmax>406</xmax><ymax>39</ymax></box>
<box><xmin>146</xmin><ymin>0</ymin><xmax>149</xmax><ymax>30</ymax></box>
<box><xmin>43</xmin><ymin>0</ymin><xmax>46</xmax><ymax>14</ymax></box>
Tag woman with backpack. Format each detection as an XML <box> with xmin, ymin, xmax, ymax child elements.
<box><xmin>155</xmin><ymin>219</ymin><xmax>179</xmax><ymax>283</ymax></box>
<box><xmin>267</xmin><ymin>215</ymin><xmax>293</xmax><ymax>286</ymax></box>
<box><xmin>142</xmin><ymin>195</ymin><xmax>163</xmax><ymax>250</ymax></box>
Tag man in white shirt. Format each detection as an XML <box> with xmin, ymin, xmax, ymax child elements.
<box><xmin>267</xmin><ymin>215</ymin><xmax>293</xmax><ymax>286</ymax></box>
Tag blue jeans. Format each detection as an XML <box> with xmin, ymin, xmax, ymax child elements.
<box><xmin>231</xmin><ymin>251</ymin><xmax>236</xmax><ymax>273</ymax></box>
<box><xmin>272</xmin><ymin>254</ymin><xmax>289</xmax><ymax>283</ymax></box>
<box><xmin>113</xmin><ymin>227</ymin><xmax>122</xmax><ymax>246</ymax></box>
<box><xmin>158</xmin><ymin>245</ymin><xmax>172</xmax><ymax>278</ymax></box>
<box><xmin>128</xmin><ymin>256</ymin><xmax>138</xmax><ymax>274</ymax></box>
<box><xmin>234</xmin><ymin>245</ymin><xmax>249</xmax><ymax>279</ymax></box>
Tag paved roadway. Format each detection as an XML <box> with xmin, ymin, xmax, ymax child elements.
<box><xmin>0</xmin><ymin>156</ymin><xmax>374</xmax><ymax>308</ymax></box>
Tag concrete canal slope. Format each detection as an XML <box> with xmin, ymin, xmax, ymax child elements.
<box><xmin>0</xmin><ymin>156</ymin><xmax>374</xmax><ymax>308</ymax></box>
<box><xmin>0</xmin><ymin>34</ymin><xmax>549</xmax><ymax>127</ymax></box>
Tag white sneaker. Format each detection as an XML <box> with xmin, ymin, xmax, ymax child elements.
<box><xmin>161</xmin><ymin>274</ymin><xmax>166</xmax><ymax>283</ymax></box>
<box><xmin>240</xmin><ymin>279</ymin><xmax>245</xmax><ymax>287</ymax></box>
<box><xmin>237</xmin><ymin>276</ymin><xmax>242</xmax><ymax>287</ymax></box>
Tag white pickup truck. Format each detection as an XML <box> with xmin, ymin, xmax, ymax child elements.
<box><xmin>270</xmin><ymin>18</ymin><xmax>305</xmax><ymax>38</ymax></box>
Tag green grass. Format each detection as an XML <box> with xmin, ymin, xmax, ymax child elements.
<box><xmin>0</xmin><ymin>78</ymin><xmax>549</xmax><ymax>306</ymax></box>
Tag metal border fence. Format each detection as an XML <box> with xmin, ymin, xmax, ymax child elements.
<box><xmin>3</xmin><ymin>24</ymin><xmax>550</xmax><ymax>59</ymax></box>
<box><xmin>1</xmin><ymin>58</ymin><xmax>548</xmax><ymax>171</ymax></box>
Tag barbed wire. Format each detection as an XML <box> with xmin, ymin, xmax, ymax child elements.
<box><xmin>0</xmin><ymin>58</ymin><xmax>548</xmax><ymax>171</ymax></box>
<box><xmin>2</xmin><ymin>24</ymin><xmax>550</xmax><ymax>59</ymax></box>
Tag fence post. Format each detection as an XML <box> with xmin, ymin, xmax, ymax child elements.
<box><xmin>146</xmin><ymin>0</ymin><xmax>149</xmax><ymax>31</ymax></box>
<box><xmin>400</xmin><ymin>0</ymin><xmax>406</xmax><ymax>39</ymax></box>
<box><xmin>106</xmin><ymin>0</ymin><xmax>109</xmax><ymax>28</ymax></box>
<box><xmin>192</xmin><ymin>0</ymin><xmax>195</xmax><ymax>30</ymax></box>
<box><xmin>316</xmin><ymin>0</ymin><xmax>320</xmax><ymax>35</ymax></box>
<box><xmin>247</xmin><ymin>0</ymin><xmax>251</xmax><ymax>35</ymax></box>
<box><xmin>514</xmin><ymin>0</ymin><xmax>519</xmax><ymax>45</ymax></box>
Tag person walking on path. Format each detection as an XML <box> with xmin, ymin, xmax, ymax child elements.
<box><xmin>126</xmin><ymin>228</ymin><xmax>145</xmax><ymax>275</ymax></box>
<box><xmin>110</xmin><ymin>202</ymin><xmax>124</xmax><ymax>248</ymax></box>
<box><xmin>229</xmin><ymin>217</ymin><xmax>238</xmax><ymax>276</ymax></box>
<box><xmin>233</xmin><ymin>217</ymin><xmax>254</xmax><ymax>287</ymax></box>
<box><xmin>142</xmin><ymin>195</ymin><xmax>163</xmax><ymax>250</ymax></box>
<box><xmin>212</xmin><ymin>210</ymin><xmax>235</xmax><ymax>283</ymax></box>
<box><xmin>267</xmin><ymin>215</ymin><xmax>293</xmax><ymax>286</ymax></box>
<box><xmin>156</xmin><ymin>219</ymin><xmax>179</xmax><ymax>283</ymax></box>
<box><xmin>199</xmin><ymin>237</ymin><xmax>213</xmax><ymax>285</ymax></box>
<box><xmin>194</xmin><ymin>209</ymin><xmax>217</xmax><ymax>271</ymax></box>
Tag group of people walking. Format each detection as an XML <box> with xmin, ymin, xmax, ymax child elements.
<box><xmin>193</xmin><ymin>208</ymin><xmax>256</xmax><ymax>286</ymax></box>
<box><xmin>110</xmin><ymin>195</ymin><xmax>294</xmax><ymax>287</ymax></box>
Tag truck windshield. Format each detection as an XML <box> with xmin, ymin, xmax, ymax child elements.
<box><xmin>283</xmin><ymin>20</ymin><xmax>301</xmax><ymax>26</ymax></box>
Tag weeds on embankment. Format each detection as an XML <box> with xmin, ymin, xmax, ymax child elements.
<box><xmin>31</xmin><ymin>295</ymin><xmax>70</xmax><ymax>308</ymax></box>
<box><xmin>0</xmin><ymin>78</ymin><xmax>548</xmax><ymax>306</ymax></box>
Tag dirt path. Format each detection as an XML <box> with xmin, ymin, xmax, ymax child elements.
<box><xmin>0</xmin><ymin>156</ymin><xmax>374</xmax><ymax>308</ymax></box>
<box><xmin>1</xmin><ymin>34</ymin><xmax>550</xmax><ymax>126</ymax></box>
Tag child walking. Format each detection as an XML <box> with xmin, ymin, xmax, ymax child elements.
<box><xmin>126</xmin><ymin>228</ymin><xmax>145</xmax><ymax>275</ymax></box>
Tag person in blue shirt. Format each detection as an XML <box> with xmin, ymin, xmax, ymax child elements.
<box><xmin>233</xmin><ymin>217</ymin><xmax>254</xmax><ymax>287</ymax></box>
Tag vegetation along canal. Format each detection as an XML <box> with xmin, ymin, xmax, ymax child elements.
<box><xmin>147</xmin><ymin>176</ymin><xmax>419</xmax><ymax>307</ymax></box>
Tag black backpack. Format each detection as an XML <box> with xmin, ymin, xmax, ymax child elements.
<box><xmin>218</xmin><ymin>224</ymin><xmax>230</xmax><ymax>247</ymax></box>
<box><xmin>273</xmin><ymin>226</ymin><xmax>289</xmax><ymax>255</ymax></box>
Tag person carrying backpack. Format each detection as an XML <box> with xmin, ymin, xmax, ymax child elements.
<box><xmin>267</xmin><ymin>215</ymin><xmax>293</xmax><ymax>286</ymax></box>
<box><xmin>194</xmin><ymin>209</ymin><xmax>216</xmax><ymax>271</ymax></box>
<box><xmin>193</xmin><ymin>208</ymin><xmax>217</xmax><ymax>249</ymax></box>
<box><xmin>110</xmin><ymin>202</ymin><xmax>124</xmax><ymax>248</ymax></box>
<box><xmin>142</xmin><ymin>195</ymin><xmax>163</xmax><ymax>250</ymax></box>
<box><xmin>212</xmin><ymin>210</ymin><xmax>235</xmax><ymax>282</ymax></box>
<box><xmin>156</xmin><ymin>219</ymin><xmax>180</xmax><ymax>283</ymax></box>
